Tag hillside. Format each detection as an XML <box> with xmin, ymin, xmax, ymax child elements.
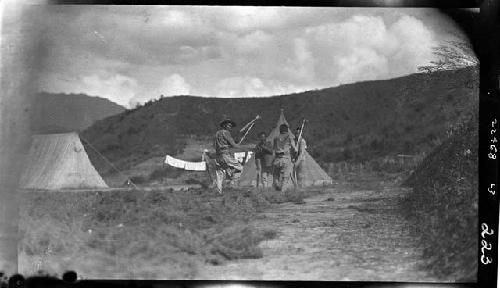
<box><xmin>81</xmin><ymin>67</ymin><xmax>478</xmax><ymax>175</ymax></box>
<box><xmin>31</xmin><ymin>92</ymin><xmax>125</xmax><ymax>134</ymax></box>
<box><xmin>402</xmin><ymin>101</ymin><xmax>478</xmax><ymax>280</ymax></box>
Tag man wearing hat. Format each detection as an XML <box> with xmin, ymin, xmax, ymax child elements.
<box><xmin>213</xmin><ymin>118</ymin><xmax>243</xmax><ymax>194</ymax></box>
<box><xmin>272</xmin><ymin>123</ymin><xmax>298</xmax><ymax>191</ymax></box>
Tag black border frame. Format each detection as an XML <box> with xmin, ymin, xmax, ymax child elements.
<box><xmin>3</xmin><ymin>1</ymin><xmax>499</xmax><ymax>287</ymax></box>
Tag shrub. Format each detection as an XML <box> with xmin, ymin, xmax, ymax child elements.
<box><xmin>402</xmin><ymin>108</ymin><xmax>478</xmax><ymax>281</ymax></box>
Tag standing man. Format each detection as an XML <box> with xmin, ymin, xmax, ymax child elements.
<box><xmin>254</xmin><ymin>131</ymin><xmax>274</xmax><ymax>188</ymax></box>
<box><xmin>292</xmin><ymin>126</ymin><xmax>307</xmax><ymax>188</ymax></box>
<box><xmin>213</xmin><ymin>118</ymin><xmax>243</xmax><ymax>194</ymax></box>
<box><xmin>272</xmin><ymin>124</ymin><xmax>297</xmax><ymax>191</ymax></box>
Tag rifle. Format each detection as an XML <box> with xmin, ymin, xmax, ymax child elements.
<box><xmin>297</xmin><ymin>118</ymin><xmax>307</xmax><ymax>145</ymax></box>
<box><xmin>239</xmin><ymin>115</ymin><xmax>260</xmax><ymax>133</ymax></box>
<box><xmin>238</xmin><ymin>115</ymin><xmax>260</xmax><ymax>145</ymax></box>
<box><xmin>293</xmin><ymin>118</ymin><xmax>307</xmax><ymax>188</ymax></box>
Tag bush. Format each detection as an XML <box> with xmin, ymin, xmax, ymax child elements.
<box><xmin>402</xmin><ymin>108</ymin><xmax>478</xmax><ymax>281</ymax></box>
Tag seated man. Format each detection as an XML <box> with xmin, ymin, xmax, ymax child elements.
<box><xmin>254</xmin><ymin>131</ymin><xmax>274</xmax><ymax>188</ymax></box>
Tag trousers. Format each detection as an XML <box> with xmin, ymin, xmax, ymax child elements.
<box><xmin>293</xmin><ymin>161</ymin><xmax>306</xmax><ymax>188</ymax></box>
<box><xmin>256</xmin><ymin>158</ymin><xmax>273</xmax><ymax>188</ymax></box>
<box><xmin>214</xmin><ymin>152</ymin><xmax>243</xmax><ymax>193</ymax></box>
<box><xmin>272</xmin><ymin>156</ymin><xmax>293</xmax><ymax>191</ymax></box>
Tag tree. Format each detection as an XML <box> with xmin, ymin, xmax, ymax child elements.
<box><xmin>418</xmin><ymin>39</ymin><xmax>478</xmax><ymax>73</ymax></box>
<box><xmin>417</xmin><ymin>38</ymin><xmax>479</xmax><ymax>92</ymax></box>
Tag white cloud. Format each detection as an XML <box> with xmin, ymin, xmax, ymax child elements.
<box><xmin>234</xmin><ymin>30</ymin><xmax>274</xmax><ymax>55</ymax></box>
<box><xmin>306</xmin><ymin>15</ymin><xmax>392</xmax><ymax>51</ymax></box>
<box><xmin>82</xmin><ymin>74</ymin><xmax>138</xmax><ymax>107</ymax></box>
<box><xmin>304</xmin><ymin>14</ymin><xmax>438</xmax><ymax>86</ymax></box>
<box><xmin>388</xmin><ymin>15</ymin><xmax>437</xmax><ymax>74</ymax></box>
<box><xmin>209</xmin><ymin>6</ymin><xmax>348</xmax><ymax>34</ymax></box>
<box><xmin>214</xmin><ymin>76</ymin><xmax>312</xmax><ymax>98</ymax></box>
<box><xmin>35</xmin><ymin>6</ymin><xmax>467</xmax><ymax>103</ymax></box>
<box><xmin>283</xmin><ymin>38</ymin><xmax>315</xmax><ymax>83</ymax></box>
<box><xmin>127</xmin><ymin>73</ymin><xmax>191</xmax><ymax>107</ymax></box>
<box><xmin>214</xmin><ymin>77</ymin><xmax>264</xmax><ymax>98</ymax></box>
<box><xmin>160</xmin><ymin>9</ymin><xmax>194</xmax><ymax>28</ymax></box>
<box><xmin>214</xmin><ymin>7</ymin><xmax>284</xmax><ymax>33</ymax></box>
<box><xmin>157</xmin><ymin>73</ymin><xmax>191</xmax><ymax>97</ymax></box>
<box><xmin>336</xmin><ymin>47</ymin><xmax>389</xmax><ymax>84</ymax></box>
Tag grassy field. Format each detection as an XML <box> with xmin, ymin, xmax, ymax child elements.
<box><xmin>17</xmin><ymin>161</ymin><xmax>477</xmax><ymax>281</ymax></box>
<box><xmin>18</xmin><ymin>186</ymin><xmax>317</xmax><ymax>279</ymax></box>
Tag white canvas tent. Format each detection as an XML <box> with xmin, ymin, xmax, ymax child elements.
<box><xmin>239</xmin><ymin>109</ymin><xmax>333</xmax><ymax>187</ymax></box>
<box><xmin>19</xmin><ymin>133</ymin><xmax>108</xmax><ymax>190</ymax></box>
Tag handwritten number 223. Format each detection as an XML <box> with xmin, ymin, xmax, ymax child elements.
<box><xmin>481</xmin><ymin>223</ymin><xmax>494</xmax><ymax>265</ymax></box>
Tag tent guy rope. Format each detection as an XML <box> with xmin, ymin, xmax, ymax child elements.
<box><xmin>79</xmin><ymin>135</ymin><xmax>139</xmax><ymax>189</ymax></box>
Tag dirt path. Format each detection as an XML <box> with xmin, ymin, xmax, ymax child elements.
<box><xmin>198</xmin><ymin>184</ymin><xmax>439</xmax><ymax>281</ymax></box>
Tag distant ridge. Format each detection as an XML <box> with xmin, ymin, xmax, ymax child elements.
<box><xmin>32</xmin><ymin>92</ymin><xmax>125</xmax><ymax>134</ymax></box>
<box><xmin>81</xmin><ymin>67</ymin><xmax>478</xmax><ymax>175</ymax></box>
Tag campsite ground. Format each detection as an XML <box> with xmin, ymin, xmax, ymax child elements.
<box><xmin>17</xmin><ymin>173</ymin><xmax>443</xmax><ymax>281</ymax></box>
<box><xmin>197</xmin><ymin>177</ymin><xmax>439</xmax><ymax>281</ymax></box>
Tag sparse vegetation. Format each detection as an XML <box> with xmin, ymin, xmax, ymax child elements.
<box><xmin>402</xmin><ymin>101</ymin><xmax>478</xmax><ymax>281</ymax></box>
<box><xmin>148</xmin><ymin>167</ymin><xmax>183</xmax><ymax>182</ymax></box>
<box><xmin>18</xmin><ymin>187</ymin><xmax>315</xmax><ymax>279</ymax></box>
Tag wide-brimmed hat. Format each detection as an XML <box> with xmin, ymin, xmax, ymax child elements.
<box><xmin>219</xmin><ymin>118</ymin><xmax>237</xmax><ymax>128</ymax></box>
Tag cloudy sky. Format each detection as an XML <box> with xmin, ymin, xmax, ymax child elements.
<box><xmin>32</xmin><ymin>6</ymin><xmax>472</xmax><ymax>108</ymax></box>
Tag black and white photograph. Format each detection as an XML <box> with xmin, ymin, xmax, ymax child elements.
<box><xmin>1</xmin><ymin>3</ymin><xmax>483</xmax><ymax>283</ymax></box>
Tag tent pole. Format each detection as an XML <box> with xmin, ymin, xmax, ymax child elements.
<box><xmin>162</xmin><ymin>162</ymin><xmax>165</xmax><ymax>185</ymax></box>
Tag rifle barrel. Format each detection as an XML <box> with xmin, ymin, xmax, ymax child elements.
<box><xmin>238</xmin><ymin>121</ymin><xmax>256</xmax><ymax>144</ymax></box>
<box><xmin>240</xmin><ymin>115</ymin><xmax>260</xmax><ymax>133</ymax></box>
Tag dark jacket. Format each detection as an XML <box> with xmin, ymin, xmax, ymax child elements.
<box><xmin>255</xmin><ymin>140</ymin><xmax>274</xmax><ymax>167</ymax></box>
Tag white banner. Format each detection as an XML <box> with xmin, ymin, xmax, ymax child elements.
<box><xmin>184</xmin><ymin>161</ymin><xmax>206</xmax><ymax>171</ymax></box>
<box><xmin>165</xmin><ymin>155</ymin><xmax>206</xmax><ymax>171</ymax></box>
